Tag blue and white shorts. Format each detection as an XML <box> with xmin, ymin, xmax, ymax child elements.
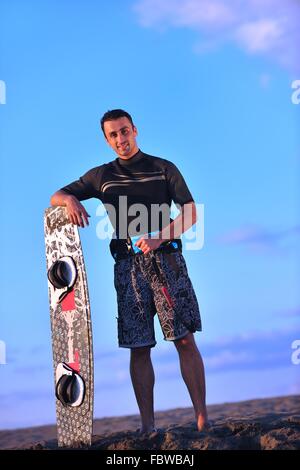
<box><xmin>113</xmin><ymin>250</ymin><xmax>202</xmax><ymax>348</ymax></box>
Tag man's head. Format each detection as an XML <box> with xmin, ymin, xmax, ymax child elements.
<box><xmin>100</xmin><ymin>109</ymin><xmax>139</xmax><ymax>159</ymax></box>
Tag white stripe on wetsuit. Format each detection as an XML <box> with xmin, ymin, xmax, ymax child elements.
<box><xmin>101</xmin><ymin>175</ymin><xmax>166</xmax><ymax>193</ymax></box>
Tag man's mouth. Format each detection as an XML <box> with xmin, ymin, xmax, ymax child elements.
<box><xmin>119</xmin><ymin>144</ymin><xmax>130</xmax><ymax>151</ymax></box>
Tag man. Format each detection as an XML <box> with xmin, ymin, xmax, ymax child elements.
<box><xmin>50</xmin><ymin>109</ymin><xmax>208</xmax><ymax>433</ymax></box>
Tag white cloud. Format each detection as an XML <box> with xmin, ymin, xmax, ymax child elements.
<box><xmin>133</xmin><ymin>0</ymin><xmax>235</xmax><ymax>29</ymax></box>
<box><xmin>217</xmin><ymin>224</ymin><xmax>300</xmax><ymax>254</ymax></box>
<box><xmin>172</xmin><ymin>0</ymin><xmax>235</xmax><ymax>29</ymax></box>
<box><xmin>205</xmin><ymin>349</ymin><xmax>254</xmax><ymax>368</ymax></box>
<box><xmin>133</xmin><ymin>0</ymin><xmax>300</xmax><ymax>72</ymax></box>
<box><xmin>235</xmin><ymin>18</ymin><xmax>284</xmax><ymax>53</ymax></box>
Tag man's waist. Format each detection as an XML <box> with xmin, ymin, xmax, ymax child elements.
<box><xmin>110</xmin><ymin>234</ymin><xmax>182</xmax><ymax>261</ymax></box>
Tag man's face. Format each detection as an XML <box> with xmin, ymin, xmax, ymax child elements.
<box><xmin>103</xmin><ymin>117</ymin><xmax>138</xmax><ymax>159</ymax></box>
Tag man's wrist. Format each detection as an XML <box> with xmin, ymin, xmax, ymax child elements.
<box><xmin>63</xmin><ymin>193</ymin><xmax>76</xmax><ymax>205</ymax></box>
<box><xmin>158</xmin><ymin>230</ymin><xmax>170</xmax><ymax>243</ymax></box>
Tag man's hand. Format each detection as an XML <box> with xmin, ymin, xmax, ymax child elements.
<box><xmin>65</xmin><ymin>196</ymin><xmax>90</xmax><ymax>228</ymax></box>
<box><xmin>50</xmin><ymin>190</ymin><xmax>90</xmax><ymax>227</ymax></box>
<box><xmin>134</xmin><ymin>236</ymin><xmax>163</xmax><ymax>255</ymax></box>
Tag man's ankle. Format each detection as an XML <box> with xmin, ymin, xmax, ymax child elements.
<box><xmin>139</xmin><ymin>426</ymin><xmax>157</xmax><ymax>434</ymax></box>
<box><xmin>140</xmin><ymin>420</ymin><xmax>155</xmax><ymax>433</ymax></box>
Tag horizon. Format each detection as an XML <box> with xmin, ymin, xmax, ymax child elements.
<box><xmin>1</xmin><ymin>393</ymin><xmax>298</xmax><ymax>432</ymax></box>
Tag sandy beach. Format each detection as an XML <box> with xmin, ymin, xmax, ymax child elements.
<box><xmin>0</xmin><ymin>395</ymin><xmax>299</xmax><ymax>450</ymax></box>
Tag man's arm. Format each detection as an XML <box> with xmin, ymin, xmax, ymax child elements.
<box><xmin>50</xmin><ymin>190</ymin><xmax>90</xmax><ymax>228</ymax></box>
<box><xmin>159</xmin><ymin>201</ymin><xmax>197</xmax><ymax>242</ymax></box>
<box><xmin>161</xmin><ymin>160</ymin><xmax>197</xmax><ymax>240</ymax></box>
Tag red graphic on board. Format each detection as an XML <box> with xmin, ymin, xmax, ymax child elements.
<box><xmin>68</xmin><ymin>349</ymin><xmax>80</xmax><ymax>372</ymax></box>
<box><xmin>61</xmin><ymin>289</ymin><xmax>76</xmax><ymax>311</ymax></box>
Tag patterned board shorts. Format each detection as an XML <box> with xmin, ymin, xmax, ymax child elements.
<box><xmin>113</xmin><ymin>250</ymin><xmax>202</xmax><ymax>348</ymax></box>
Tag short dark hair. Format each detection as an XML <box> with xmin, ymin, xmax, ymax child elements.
<box><xmin>100</xmin><ymin>109</ymin><xmax>134</xmax><ymax>136</ymax></box>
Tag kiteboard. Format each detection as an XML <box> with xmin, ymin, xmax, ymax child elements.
<box><xmin>44</xmin><ymin>206</ymin><xmax>93</xmax><ymax>447</ymax></box>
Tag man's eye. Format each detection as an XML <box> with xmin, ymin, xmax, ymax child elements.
<box><xmin>121</xmin><ymin>129</ymin><xmax>129</xmax><ymax>135</ymax></box>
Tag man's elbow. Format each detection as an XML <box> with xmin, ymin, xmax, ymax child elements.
<box><xmin>50</xmin><ymin>192</ymin><xmax>58</xmax><ymax>206</ymax></box>
<box><xmin>50</xmin><ymin>190</ymin><xmax>64</xmax><ymax>207</ymax></box>
<box><xmin>191</xmin><ymin>202</ymin><xmax>198</xmax><ymax>224</ymax></box>
<box><xmin>182</xmin><ymin>201</ymin><xmax>197</xmax><ymax>227</ymax></box>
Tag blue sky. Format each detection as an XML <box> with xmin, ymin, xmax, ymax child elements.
<box><xmin>0</xmin><ymin>0</ymin><xmax>299</xmax><ymax>429</ymax></box>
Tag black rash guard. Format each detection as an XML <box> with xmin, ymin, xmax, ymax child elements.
<box><xmin>60</xmin><ymin>149</ymin><xmax>194</xmax><ymax>239</ymax></box>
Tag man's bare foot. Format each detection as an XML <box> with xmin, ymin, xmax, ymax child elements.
<box><xmin>137</xmin><ymin>427</ymin><xmax>157</xmax><ymax>434</ymax></box>
<box><xmin>196</xmin><ymin>413</ymin><xmax>210</xmax><ymax>432</ymax></box>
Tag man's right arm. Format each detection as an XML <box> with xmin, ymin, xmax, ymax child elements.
<box><xmin>50</xmin><ymin>190</ymin><xmax>90</xmax><ymax>228</ymax></box>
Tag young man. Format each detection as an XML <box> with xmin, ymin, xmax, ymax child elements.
<box><xmin>50</xmin><ymin>109</ymin><xmax>208</xmax><ymax>433</ymax></box>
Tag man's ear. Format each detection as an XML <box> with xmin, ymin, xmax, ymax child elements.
<box><xmin>133</xmin><ymin>125</ymin><xmax>138</xmax><ymax>137</ymax></box>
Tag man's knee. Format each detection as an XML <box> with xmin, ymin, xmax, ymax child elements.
<box><xmin>130</xmin><ymin>346</ymin><xmax>152</xmax><ymax>359</ymax></box>
<box><xmin>174</xmin><ymin>332</ymin><xmax>195</xmax><ymax>352</ymax></box>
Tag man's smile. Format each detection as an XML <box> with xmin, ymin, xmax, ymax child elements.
<box><xmin>118</xmin><ymin>143</ymin><xmax>130</xmax><ymax>151</ymax></box>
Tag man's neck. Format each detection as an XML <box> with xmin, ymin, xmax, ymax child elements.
<box><xmin>117</xmin><ymin>146</ymin><xmax>140</xmax><ymax>161</ymax></box>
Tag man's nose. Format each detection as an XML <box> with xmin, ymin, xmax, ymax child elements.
<box><xmin>117</xmin><ymin>134</ymin><xmax>127</xmax><ymax>144</ymax></box>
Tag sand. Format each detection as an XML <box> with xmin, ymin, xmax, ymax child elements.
<box><xmin>0</xmin><ymin>395</ymin><xmax>299</xmax><ymax>450</ymax></box>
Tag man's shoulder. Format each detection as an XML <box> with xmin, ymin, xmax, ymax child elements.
<box><xmin>83</xmin><ymin>162</ymin><xmax>108</xmax><ymax>178</ymax></box>
<box><xmin>140</xmin><ymin>151</ymin><xmax>175</xmax><ymax>170</ymax></box>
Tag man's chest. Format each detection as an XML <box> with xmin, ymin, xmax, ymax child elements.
<box><xmin>99</xmin><ymin>167</ymin><xmax>170</xmax><ymax>205</ymax></box>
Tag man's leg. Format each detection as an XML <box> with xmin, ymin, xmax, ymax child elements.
<box><xmin>174</xmin><ymin>332</ymin><xmax>208</xmax><ymax>431</ymax></box>
<box><xmin>130</xmin><ymin>346</ymin><xmax>155</xmax><ymax>432</ymax></box>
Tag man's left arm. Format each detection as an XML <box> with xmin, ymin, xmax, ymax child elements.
<box><xmin>135</xmin><ymin>160</ymin><xmax>197</xmax><ymax>254</ymax></box>
<box><xmin>135</xmin><ymin>202</ymin><xmax>197</xmax><ymax>254</ymax></box>
<box><xmin>160</xmin><ymin>200</ymin><xmax>197</xmax><ymax>241</ymax></box>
